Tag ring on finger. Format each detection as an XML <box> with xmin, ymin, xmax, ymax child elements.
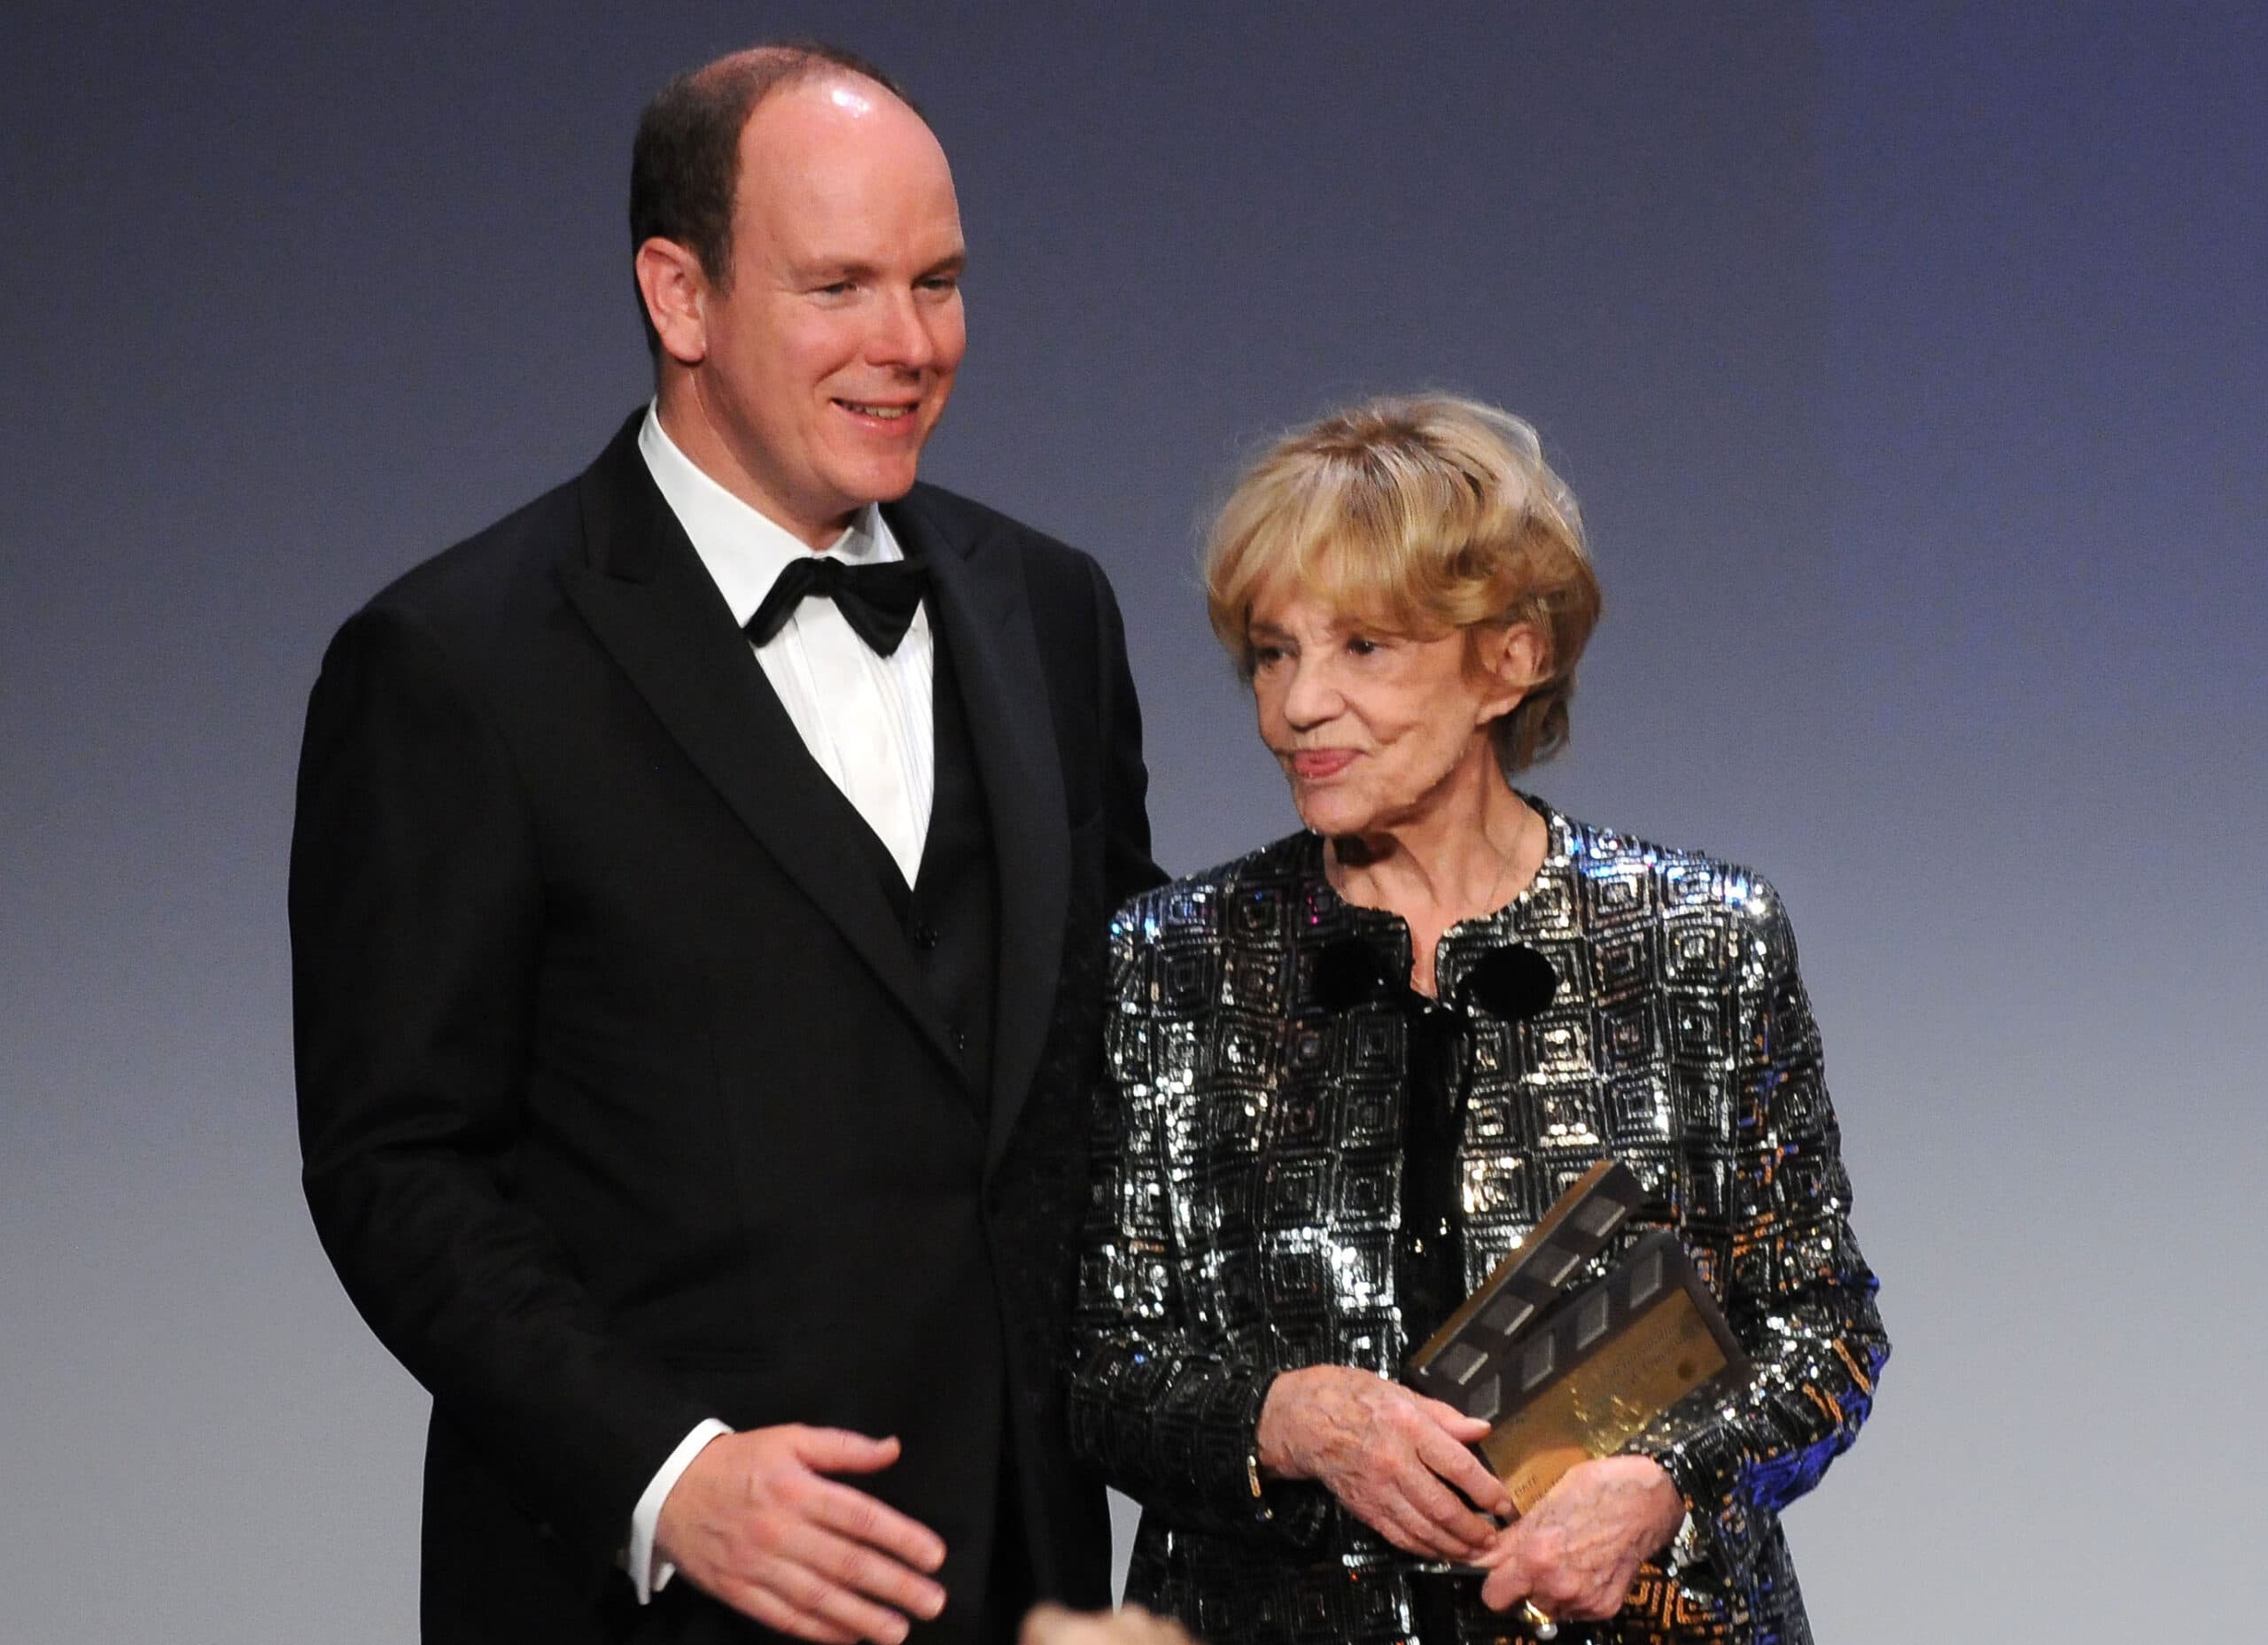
<box><xmin>1519</xmin><ymin>1600</ymin><xmax>1558</xmax><ymax>1641</ymax></box>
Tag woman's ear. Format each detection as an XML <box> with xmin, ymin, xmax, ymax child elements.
<box><xmin>1477</xmin><ymin>622</ymin><xmax>1549</xmax><ymax>719</ymax></box>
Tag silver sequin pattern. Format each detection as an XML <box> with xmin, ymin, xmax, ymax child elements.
<box><xmin>1068</xmin><ymin>802</ymin><xmax>1888</xmax><ymax>1645</ymax></box>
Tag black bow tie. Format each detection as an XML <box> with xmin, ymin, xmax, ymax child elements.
<box><xmin>746</xmin><ymin>555</ymin><xmax>929</xmax><ymax>656</ymax></box>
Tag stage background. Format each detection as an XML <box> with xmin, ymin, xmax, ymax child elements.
<box><xmin>4</xmin><ymin>4</ymin><xmax>2260</xmax><ymax>1639</ymax></box>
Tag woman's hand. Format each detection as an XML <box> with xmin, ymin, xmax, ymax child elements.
<box><xmin>1478</xmin><ymin>1456</ymin><xmax>1686</xmax><ymax>1624</ymax></box>
<box><xmin>1254</xmin><ymin>1366</ymin><xmax>1512</xmax><ymax>1561</ymax></box>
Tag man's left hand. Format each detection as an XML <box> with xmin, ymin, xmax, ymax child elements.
<box><xmin>1478</xmin><ymin>1456</ymin><xmax>1686</xmax><ymax>1624</ymax></box>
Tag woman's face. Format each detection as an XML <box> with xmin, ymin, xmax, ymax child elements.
<box><xmin>1247</xmin><ymin>586</ymin><xmax>1537</xmax><ymax>840</ymax></box>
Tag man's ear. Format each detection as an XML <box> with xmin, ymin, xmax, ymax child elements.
<box><xmin>634</xmin><ymin>238</ymin><xmax>710</xmax><ymax>367</ymax></box>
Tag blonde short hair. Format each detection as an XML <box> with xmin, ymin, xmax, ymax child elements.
<box><xmin>1204</xmin><ymin>393</ymin><xmax>1602</xmax><ymax>773</ymax></box>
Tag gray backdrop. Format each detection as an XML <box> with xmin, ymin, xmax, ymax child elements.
<box><xmin>4</xmin><ymin>3</ymin><xmax>2261</xmax><ymax>1641</ymax></box>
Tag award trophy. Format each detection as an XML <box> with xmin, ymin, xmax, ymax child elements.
<box><xmin>1405</xmin><ymin>1160</ymin><xmax>1750</xmax><ymax>1512</ymax></box>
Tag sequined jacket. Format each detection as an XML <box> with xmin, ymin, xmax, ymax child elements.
<box><xmin>1068</xmin><ymin>805</ymin><xmax>1887</xmax><ymax>1645</ymax></box>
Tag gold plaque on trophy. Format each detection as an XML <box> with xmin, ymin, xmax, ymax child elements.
<box><xmin>1406</xmin><ymin>1166</ymin><xmax>1750</xmax><ymax>1511</ymax></box>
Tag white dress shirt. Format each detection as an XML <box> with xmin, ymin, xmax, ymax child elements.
<box><xmin>640</xmin><ymin>403</ymin><xmax>936</xmax><ymax>881</ymax></box>
<box><xmin>620</xmin><ymin>405</ymin><xmax>938</xmax><ymax>1600</ymax></box>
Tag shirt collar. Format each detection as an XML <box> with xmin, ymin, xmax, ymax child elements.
<box><xmin>636</xmin><ymin>401</ymin><xmax>902</xmax><ymax>627</ymax></box>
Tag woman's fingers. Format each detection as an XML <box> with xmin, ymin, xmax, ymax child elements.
<box><xmin>1475</xmin><ymin>1459</ymin><xmax>1685</xmax><ymax>1621</ymax></box>
<box><xmin>1410</xmin><ymin>1420</ymin><xmax>1514</xmax><ymax>1519</ymax></box>
<box><xmin>1479</xmin><ymin>1550</ymin><xmax>1533</xmax><ymax>1612</ymax></box>
<box><xmin>1359</xmin><ymin>1489</ymin><xmax>1467</xmax><ymax>1562</ymax></box>
<box><xmin>1415</xmin><ymin>1392</ymin><xmax>1497</xmax><ymax>1445</ymax></box>
<box><xmin>1348</xmin><ymin>1469</ymin><xmax>1494</xmax><ymax>1563</ymax></box>
<box><xmin>1263</xmin><ymin>1365</ymin><xmax>1522</xmax><ymax>1561</ymax></box>
<box><xmin>1391</xmin><ymin>1459</ymin><xmax>1500</xmax><ymax>1553</ymax></box>
<box><xmin>1327</xmin><ymin>1458</ymin><xmax>1457</xmax><ymax>1561</ymax></box>
<box><xmin>1381</xmin><ymin>1390</ymin><xmax>1505</xmax><ymax>1549</ymax></box>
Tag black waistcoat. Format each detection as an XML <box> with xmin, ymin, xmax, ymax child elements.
<box><xmin>858</xmin><ymin>625</ymin><xmax>1000</xmax><ymax>1109</ymax></box>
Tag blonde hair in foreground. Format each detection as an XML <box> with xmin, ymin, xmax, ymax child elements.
<box><xmin>1204</xmin><ymin>393</ymin><xmax>1602</xmax><ymax>774</ymax></box>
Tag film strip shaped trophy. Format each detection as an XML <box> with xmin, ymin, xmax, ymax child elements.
<box><xmin>1405</xmin><ymin>1160</ymin><xmax>1749</xmax><ymax>1512</ymax></box>
<box><xmin>1405</xmin><ymin>1161</ymin><xmax>1750</xmax><ymax>1640</ymax></box>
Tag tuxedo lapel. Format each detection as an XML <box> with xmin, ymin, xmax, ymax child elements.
<box><xmin>887</xmin><ymin>491</ymin><xmax>1070</xmax><ymax>1172</ymax></box>
<box><xmin>559</xmin><ymin>420</ymin><xmax>967</xmax><ymax>1084</ymax></box>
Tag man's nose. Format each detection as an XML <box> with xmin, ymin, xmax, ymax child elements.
<box><xmin>867</xmin><ymin>289</ymin><xmax>939</xmax><ymax>369</ymax></box>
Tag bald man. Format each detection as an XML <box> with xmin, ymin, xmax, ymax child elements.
<box><xmin>292</xmin><ymin>43</ymin><xmax>1158</xmax><ymax>1644</ymax></box>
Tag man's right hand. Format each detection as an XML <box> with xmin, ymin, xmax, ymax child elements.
<box><xmin>655</xmin><ymin>1425</ymin><xmax>948</xmax><ymax>1644</ymax></box>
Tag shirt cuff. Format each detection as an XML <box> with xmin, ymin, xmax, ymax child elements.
<box><xmin>626</xmin><ymin>1419</ymin><xmax>733</xmax><ymax>1603</ymax></box>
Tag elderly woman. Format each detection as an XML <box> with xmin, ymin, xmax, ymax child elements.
<box><xmin>1068</xmin><ymin>396</ymin><xmax>1885</xmax><ymax>1645</ymax></box>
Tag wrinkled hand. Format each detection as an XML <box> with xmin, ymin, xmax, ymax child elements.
<box><xmin>1255</xmin><ymin>1365</ymin><xmax>1512</xmax><ymax>1562</ymax></box>
<box><xmin>655</xmin><ymin>1425</ymin><xmax>947</xmax><ymax>1643</ymax></box>
<box><xmin>1479</xmin><ymin>1456</ymin><xmax>1685</xmax><ymax>1624</ymax></box>
<box><xmin>1019</xmin><ymin>1601</ymin><xmax>1199</xmax><ymax>1645</ymax></box>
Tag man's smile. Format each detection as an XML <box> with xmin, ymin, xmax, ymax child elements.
<box><xmin>835</xmin><ymin>397</ymin><xmax>920</xmax><ymax>422</ymax></box>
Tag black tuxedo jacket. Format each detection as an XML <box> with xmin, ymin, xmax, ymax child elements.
<box><xmin>291</xmin><ymin>414</ymin><xmax>1160</xmax><ymax>1641</ymax></box>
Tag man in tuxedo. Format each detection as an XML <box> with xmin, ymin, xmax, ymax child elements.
<box><xmin>291</xmin><ymin>43</ymin><xmax>1159</xmax><ymax>1644</ymax></box>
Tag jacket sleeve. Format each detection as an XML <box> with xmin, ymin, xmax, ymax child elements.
<box><xmin>1083</xmin><ymin>555</ymin><xmax>1167</xmax><ymax>906</ymax></box>
<box><xmin>1064</xmin><ymin>904</ymin><xmax>1333</xmax><ymax>1547</ymax></box>
<box><xmin>1635</xmin><ymin>881</ymin><xmax>1890</xmax><ymax>1579</ymax></box>
<box><xmin>290</xmin><ymin>605</ymin><xmax>712</xmax><ymax>1581</ymax></box>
